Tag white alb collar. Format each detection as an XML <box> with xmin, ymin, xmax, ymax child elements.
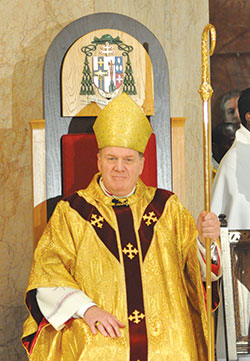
<box><xmin>99</xmin><ymin>177</ymin><xmax>136</xmax><ymax>199</ymax></box>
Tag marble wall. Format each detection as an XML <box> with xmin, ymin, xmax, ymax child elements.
<box><xmin>0</xmin><ymin>1</ymin><xmax>209</xmax><ymax>359</ymax></box>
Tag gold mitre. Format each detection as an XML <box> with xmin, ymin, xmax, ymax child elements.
<box><xmin>93</xmin><ymin>93</ymin><xmax>153</xmax><ymax>153</ymax></box>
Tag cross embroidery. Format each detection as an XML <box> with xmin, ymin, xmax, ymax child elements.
<box><xmin>101</xmin><ymin>42</ymin><xmax>114</xmax><ymax>56</ymax></box>
<box><xmin>122</xmin><ymin>243</ymin><xmax>139</xmax><ymax>260</ymax></box>
<box><xmin>142</xmin><ymin>211</ymin><xmax>158</xmax><ymax>226</ymax></box>
<box><xmin>97</xmin><ymin>58</ymin><xmax>104</xmax><ymax>67</ymax></box>
<box><xmin>93</xmin><ymin>68</ymin><xmax>108</xmax><ymax>80</ymax></box>
<box><xmin>128</xmin><ymin>309</ymin><xmax>145</xmax><ymax>324</ymax></box>
<box><xmin>116</xmin><ymin>74</ymin><xmax>123</xmax><ymax>84</ymax></box>
<box><xmin>90</xmin><ymin>214</ymin><xmax>104</xmax><ymax>228</ymax></box>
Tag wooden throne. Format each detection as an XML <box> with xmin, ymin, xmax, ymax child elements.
<box><xmin>30</xmin><ymin>13</ymin><xmax>186</xmax><ymax>245</ymax></box>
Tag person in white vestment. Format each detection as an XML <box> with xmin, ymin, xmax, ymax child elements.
<box><xmin>211</xmin><ymin>87</ymin><xmax>250</xmax><ymax>337</ymax></box>
<box><xmin>212</xmin><ymin>88</ymin><xmax>250</xmax><ymax>228</ymax></box>
<box><xmin>211</xmin><ymin>122</ymin><xmax>239</xmax><ymax>180</ymax></box>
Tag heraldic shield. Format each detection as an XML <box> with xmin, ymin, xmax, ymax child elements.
<box><xmin>92</xmin><ymin>53</ymin><xmax>124</xmax><ymax>98</ymax></box>
<box><xmin>61</xmin><ymin>29</ymin><xmax>154</xmax><ymax>117</ymax></box>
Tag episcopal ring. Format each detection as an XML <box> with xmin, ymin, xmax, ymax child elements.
<box><xmin>95</xmin><ymin>320</ymin><xmax>101</xmax><ymax>327</ymax></box>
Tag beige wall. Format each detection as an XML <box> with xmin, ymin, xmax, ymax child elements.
<box><xmin>0</xmin><ymin>1</ymin><xmax>209</xmax><ymax>359</ymax></box>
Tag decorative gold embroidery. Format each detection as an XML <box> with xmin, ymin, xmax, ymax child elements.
<box><xmin>142</xmin><ymin>211</ymin><xmax>158</xmax><ymax>226</ymax></box>
<box><xmin>122</xmin><ymin>243</ymin><xmax>139</xmax><ymax>259</ymax></box>
<box><xmin>111</xmin><ymin>198</ymin><xmax>128</xmax><ymax>207</ymax></box>
<box><xmin>90</xmin><ymin>214</ymin><xmax>104</xmax><ymax>228</ymax></box>
<box><xmin>128</xmin><ymin>310</ymin><xmax>145</xmax><ymax>324</ymax></box>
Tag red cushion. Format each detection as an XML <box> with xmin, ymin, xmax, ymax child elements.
<box><xmin>62</xmin><ymin>133</ymin><xmax>157</xmax><ymax>196</ymax></box>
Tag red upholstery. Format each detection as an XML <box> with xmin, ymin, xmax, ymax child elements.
<box><xmin>62</xmin><ymin>133</ymin><xmax>157</xmax><ymax>196</ymax></box>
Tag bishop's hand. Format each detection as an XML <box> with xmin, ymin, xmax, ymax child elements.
<box><xmin>196</xmin><ymin>210</ymin><xmax>220</xmax><ymax>246</ymax></box>
<box><xmin>84</xmin><ymin>305</ymin><xmax>125</xmax><ymax>338</ymax></box>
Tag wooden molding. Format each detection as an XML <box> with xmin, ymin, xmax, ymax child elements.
<box><xmin>171</xmin><ymin>117</ymin><xmax>186</xmax><ymax>204</ymax></box>
<box><xmin>30</xmin><ymin>119</ymin><xmax>47</xmax><ymax>247</ymax></box>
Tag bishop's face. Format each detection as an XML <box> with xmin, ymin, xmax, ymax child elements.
<box><xmin>97</xmin><ymin>146</ymin><xmax>144</xmax><ymax>197</ymax></box>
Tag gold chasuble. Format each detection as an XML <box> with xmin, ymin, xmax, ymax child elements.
<box><xmin>22</xmin><ymin>174</ymin><xmax>208</xmax><ymax>360</ymax></box>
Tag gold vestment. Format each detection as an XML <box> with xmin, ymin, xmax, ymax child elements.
<box><xmin>22</xmin><ymin>174</ymin><xmax>208</xmax><ymax>360</ymax></box>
